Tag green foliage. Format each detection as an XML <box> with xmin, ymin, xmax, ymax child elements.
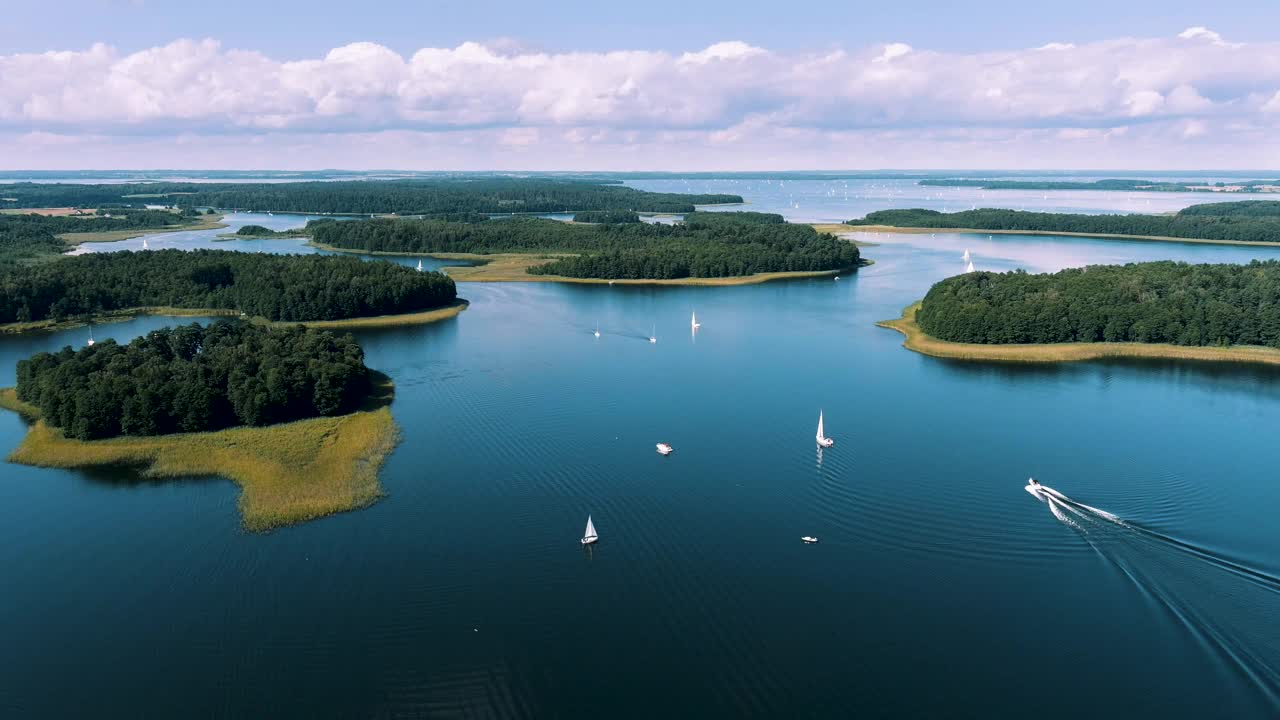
<box><xmin>917</xmin><ymin>260</ymin><xmax>1280</xmax><ymax>348</ymax></box>
<box><xmin>235</xmin><ymin>224</ymin><xmax>277</xmax><ymax>236</ymax></box>
<box><xmin>0</xmin><ymin>179</ymin><xmax>743</xmax><ymax>215</ymax></box>
<box><xmin>0</xmin><ymin>210</ymin><xmax>197</xmax><ymax>265</ymax></box>
<box><xmin>310</xmin><ymin>214</ymin><xmax>860</xmax><ymax>280</ymax></box>
<box><xmin>16</xmin><ymin>321</ymin><xmax>373</xmax><ymax>440</ymax></box>
<box><xmin>572</xmin><ymin>210</ymin><xmax>641</xmax><ymax>223</ymax></box>
<box><xmin>848</xmin><ymin>203</ymin><xmax>1280</xmax><ymax>243</ymax></box>
<box><xmin>0</xmin><ymin>249</ymin><xmax>456</xmax><ymax>324</ymax></box>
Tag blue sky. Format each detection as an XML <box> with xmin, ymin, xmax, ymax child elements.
<box><xmin>2</xmin><ymin>1</ymin><xmax>1280</xmax><ymax>169</ymax></box>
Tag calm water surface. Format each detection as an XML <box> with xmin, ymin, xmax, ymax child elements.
<box><xmin>2</xmin><ymin>195</ymin><xmax>1280</xmax><ymax>717</ymax></box>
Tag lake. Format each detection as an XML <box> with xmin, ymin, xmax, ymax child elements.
<box><xmin>2</xmin><ymin>183</ymin><xmax>1279</xmax><ymax>717</ymax></box>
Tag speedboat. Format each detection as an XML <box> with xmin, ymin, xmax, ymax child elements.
<box><xmin>656</xmin><ymin>443</ymin><xmax>674</xmax><ymax>456</ymax></box>
<box><xmin>1024</xmin><ymin>477</ymin><xmax>1047</xmax><ymax>502</ymax></box>
<box><xmin>801</xmin><ymin>536</ymin><xmax>819</xmax><ymax>544</ymax></box>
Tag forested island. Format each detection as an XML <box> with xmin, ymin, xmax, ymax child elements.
<box><xmin>0</xmin><ymin>209</ymin><xmax>212</xmax><ymax>265</ymax></box>
<box><xmin>309</xmin><ymin>211</ymin><xmax>860</xmax><ymax>282</ymax></box>
<box><xmin>220</xmin><ymin>224</ymin><xmax>309</xmax><ymax>239</ymax></box>
<box><xmin>1</xmin><ymin>322</ymin><xmax>401</xmax><ymax>530</ymax></box>
<box><xmin>848</xmin><ymin>202</ymin><xmax>1280</xmax><ymax>244</ymax></box>
<box><xmin>0</xmin><ymin>249</ymin><xmax>456</xmax><ymax>327</ymax></box>
<box><xmin>879</xmin><ymin>261</ymin><xmax>1280</xmax><ymax>366</ymax></box>
<box><xmin>0</xmin><ymin>178</ymin><xmax>742</xmax><ymax>215</ymax></box>
<box><xmin>918</xmin><ymin>178</ymin><xmax>1280</xmax><ymax>193</ymax></box>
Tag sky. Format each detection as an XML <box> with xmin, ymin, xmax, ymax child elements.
<box><xmin>3</xmin><ymin>1</ymin><xmax>1280</xmax><ymax>170</ymax></box>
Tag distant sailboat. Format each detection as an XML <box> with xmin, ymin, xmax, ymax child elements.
<box><xmin>142</xmin><ymin>237</ymin><xmax>149</xmax><ymax>250</ymax></box>
<box><xmin>581</xmin><ymin>515</ymin><xmax>598</xmax><ymax>545</ymax></box>
<box><xmin>86</xmin><ymin>327</ymin><xmax>95</xmax><ymax>347</ymax></box>
<box><xmin>966</xmin><ymin>260</ymin><xmax>976</xmax><ymax>273</ymax></box>
<box><xmin>416</xmin><ymin>259</ymin><xmax>424</xmax><ymax>272</ymax></box>
<box><xmin>691</xmin><ymin>311</ymin><xmax>700</xmax><ymax>330</ymax></box>
<box><xmin>593</xmin><ymin>322</ymin><xmax>601</xmax><ymax>338</ymax></box>
<box><xmin>649</xmin><ymin>324</ymin><xmax>657</xmax><ymax>344</ymax></box>
<box><xmin>962</xmin><ymin>248</ymin><xmax>971</xmax><ymax>262</ymax></box>
<box><xmin>816</xmin><ymin>410</ymin><xmax>834</xmax><ymax>448</ymax></box>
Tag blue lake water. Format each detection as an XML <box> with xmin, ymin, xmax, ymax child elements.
<box><xmin>2</xmin><ymin>186</ymin><xmax>1280</xmax><ymax>717</ymax></box>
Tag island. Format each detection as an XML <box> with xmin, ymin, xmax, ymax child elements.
<box><xmin>879</xmin><ymin>260</ymin><xmax>1280</xmax><ymax>366</ymax></box>
<box><xmin>215</xmin><ymin>224</ymin><xmax>309</xmax><ymax>240</ymax></box>
<box><xmin>0</xmin><ymin>248</ymin><xmax>461</xmax><ymax>332</ymax></box>
<box><xmin>846</xmin><ymin>202</ymin><xmax>1280</xmax><ymax>245</ymax></box>
<box><xmin>0</xmin><ymin>321</ymin><xmax>401</xmax><ymax>530</ymax></box>
<box><xmin>308</xmin><ymin>211</ymin><xmax>862</xmax><ymax>284</ymax></box>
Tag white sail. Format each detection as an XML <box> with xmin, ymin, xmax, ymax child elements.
<box><xmin>817</xmin><ymin>411</ymin><xmax>825</xmax><ymax>442</ymax></box>
<box><xmin>966</xmin><ymin>260</ymin><xmax>976</xmax><ymax>273</ymax></box>
<box><xmin>142</xmin><ymin>238</ymin><xmax>149</xmax><ymax>250</ymax></box>
<box><xmin>962</xmin><ymin>248</ymin><xmax>970</xmax><ymax>262</ymax></box>
<box><xmin>691</xmin><ymin>311</ymin><xmax>698</xmax><ymax>329</ymax></box>
<box><xmin>416</xmin><ymin>260</ymin><xmax>423</xmax><ymax>272</ymax></box>
<box><xmin>583</xmin><ymin>515</ymin><xmax>598</xmax><ymax>541</ymax></box>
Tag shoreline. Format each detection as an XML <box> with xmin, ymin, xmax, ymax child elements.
<box><xmin>845</xmin><ymin>224</ymin><xmax>1280</xmax><ymax>248</ymax></box>
<box><xmin>309</xmin><ymin>241</ymin><xmax>867</xmax><ymax>285</ymax></box>
<box><xmin>0</xmin><ymin>372</ymin><xmax>401</xmax><ymax>532</ymax></box>
<box><xmin>878</xmin><ymin>302</ymin><xmax>1280</xmax><ymax>367</ymax></box>
<box><xmin>0</xmin><ymin>299</ymin><xmax>469</xmax><ymax>336</ymax></box>
<box><xmin>56</xmin><ymin>213</ymin><xmax>228</xmax><ymax>244</ymax></box>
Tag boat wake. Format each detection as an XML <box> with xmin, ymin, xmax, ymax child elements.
<box><xmin>1028</xmin><ymin>481</ymin><xmax>1280</xmax><ymax>712</ymax></box>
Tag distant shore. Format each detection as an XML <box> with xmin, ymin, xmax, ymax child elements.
<box><xmin>0</xmin><ymin>299</ymin><xmax>468</xmax><ymax>336</ymax></box>
<box><xmin>878</xmin><ymin>302</ymin><xmax>1280</xmax><ymax>366</ymax></box>
<box><xmin>846</xmin><ymin>224</ymin><xmax>1280</xmax><ymax>248</ymax></box>
<box><xmin>0</xmin><ymin>372</ymin><xmax>400</xmax><ymax>532</ymax></box>
<box><xmin>310</xmin><ymin>241</ymin><xmax>866</xmax><ymax>285</ymax></box>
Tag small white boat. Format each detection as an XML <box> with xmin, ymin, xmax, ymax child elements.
<box><xmin>962</xmin><ymin>248</ymin><xmax>970</xmax><ymax>262</ymax></box>
<box><xmin>656</xmin><ymin>443</ymin><xmax>674</xmax><ymax>455</ymax></box>
<box><xmin>416</xmin><ymin>259</ymin><xmax>424</xmax><ymax>272</ymax></box>
<box><xmin>691</xmin><ymin>311</ymin><xmax>700</xmax><ymax>330</ymax></box>
<box><xmin>86</xmin><ymin>328</ymin><xmax>95</xmax><ymax>347</ymax></box>
<box><xmin>581</xmin><ymin>515</ymin><xmax>598</xmax><ymax>545</ymax></box>
<box><xmin>816</xmin><ymin>410</ymin><xmax>834</xmax><ymax>448</ymax></box>
<box><xmin>142</xmin><ymin>238</ymin><xmax>149</xmax><ymax>250</ymax></box>
<box><xmin>801</xmin><ymin>536</ymin><xmax>819</xmax><ymax>544</ymax></box>
<box><xmin>1025</xmin><ymin>477</ymin><xmax>1047</xmax><ymax>502</ymax></box>
<box><xmin>649</xmin><ymin>324</ymin><xmax>657</xmax><ymax>344</ymax></box>
<box><xmin>834</xmin><ymin>276</ymin><xmax>840</xmax><ymax>281</ymax></box>
<box><xmin>966</xmin><ymin>260</ymin><xmax>976</xmax><ymax>274</ymax></box>
<box><xmin>593</xmin><ymin>322</ymin><xmax>601</xmax><ymax>338</ymax></box>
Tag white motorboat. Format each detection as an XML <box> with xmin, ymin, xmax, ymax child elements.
<box><xmin>816</xmin><ymin>410</ymin><xmax>834</xmax><ymax>448</ymax></box>
<box><xmin>656</xmin><ymin>443</ymin><xmax>674</xmax><ymax>456</ymax></box>
<box><xmin>801</xmin><ymin>536</ymin><xmax>819</xmax><ymax>544</ymax></box>
<box><xmin>86</xmin><ymin>328</ymin><xmax>95</xmax><ymax>347</ymax></box>
<box><xmin>1024</xmin><ymin>477</ymin><xmax>1047</xmax><ymax>502</ymax></box>
<box><xmin>581</xmin><ymin>515</ymin><xmax>598</xmax><ymax>545</ymax></box>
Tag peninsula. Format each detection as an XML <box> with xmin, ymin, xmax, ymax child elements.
<box><xmin>880</xmin><ymin>261</ymin><xmax>1280</xmax><ymax>366</ymax></box>
<box><xmin>1</xmin><ymin>321</ymin><xmax>402</xmax><ymax>531</ymax></box>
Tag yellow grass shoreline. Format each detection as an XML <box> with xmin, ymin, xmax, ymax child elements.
<box><xmin>878</xmin><ymin>302</ymin><xmax>1280</xmax><ymax>366</ymax></box>
<box><xmin>848</xmin><ymin>224</ymin><xmax>1280</xmax><ymax>249</ymax></box>
<box><xmin>309</xmin><ymin>242</ymin><xmax>868</xmax><ymax>285</ymax></box>
<box><xmin>56</xmin><ymin>214</ymin><xmax>228</xmax><ymax>244</ymax></box>
<box><xmin>0</xmin><ymin>374</ymin><xmax>402</xmax><ymax>532</ymax></box>
<box><xmin>0</xmin><ymin>300</ymin><xmax>468</xmax><ymax>336</ymax></box>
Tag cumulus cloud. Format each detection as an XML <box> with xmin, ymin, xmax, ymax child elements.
<box><xmin>2</xmin><ymin>27</ymin><xmax>1280</xmax><ymax>168</ymax></box>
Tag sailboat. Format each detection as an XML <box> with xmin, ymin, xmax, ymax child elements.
<box><xmin>816</xmin><ymin>410</ymin><xmax>834</xmax><ymax>448</ymax></box>
<box><xmin>691</xmin><ymin>311</ymin><xmax>700</xmax><ymax>330</ymax></box>
<box><xmin>416</xmin><ymin>259</ymin><xmax>424</xmax><ymax>272</ymax></box>
<box><xmin>593</xmin><ymin>322</ymin><xmax>601</xmax><ymax>338</ymax></box>
<box><xmin>142</xmin><ymin>237</ymin><xmax>149</xmax><ymax>250</ymax></box>
<box><xmin>966</xmin><ymin>260</ymin><xmax>976</xmax><ymax>274</ymax></box>
<box><xmin>962</xmin><ymin>248</ymin><xmax>970</xmax><ymax>262</ymax></box>
<box><xmin>649</xmin><ymin>324</ymin><xmax>657</xmax><ymax>344</ymax></box>
<box><xmin>86</xmin><ymin>327</ymin><xmax>95</xmax><ymax>347</ymax></box>
<box><xmin>581</xmin><ymin>515</ymin><xmax>598</xmax><ymax>545</ymax></box>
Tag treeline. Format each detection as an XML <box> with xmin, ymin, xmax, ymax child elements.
<box><xmin>847</xmin><ymin>203</ymin><xmax>1280</xmax><ymax>243</ymax></box>
<box><xmin>0</xmin><ymin>210</ymin><xmax>199</xmax><ymax>265</ymax></box>
<box><xmin>16</xmin><ymin>322</ymin><xmax>373</xmax><ymax>440</ymax></box>
<box><xmin>917</xmin><ymin>261</ymin><xmax>1280</xmax><ymax>347</ymax></box>
<box><xmin>0</xmin><ymin>249</ymin><xmax>456</xmax><ymax>325</ymax></box>
<box><xmin>572</xmin><ymin>210</ymin><xmax>641</xmax><ymax>223</ymax></box>
<box><xmin>917</xmin><ymin>179</ymin><xmax>1280</xmax><ymax>192</ymax></box>
<box><xmin>309</xmin><ymin>213</ymin><xmax>859</xmax><ymax>280</ymax></box>
<box><xmin>0</xmin><ymin>179</ymin><xmax>743</xmax><ymax>215</ymax></box>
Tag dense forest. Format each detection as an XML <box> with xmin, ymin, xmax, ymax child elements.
<box><xmin>918</xmin><ymin>179</ymin><xmax>1280</xmax><ymax>192</ymax></box>
<box><xmin>0</xmin><ymin>249</ymin><xmax>456</xmax><ymax>324</ymax></box>
<box><xmin>848</xmin><ymin>203</ymin><xmax>1280</xmax><ymax>243</ymax></box>
<box><xmin>0</xmin><ymin>209</ymin><xmax>201</xmax><ymax>265</ymax></box>
<box><xmin>16</xmin><ymin>321</ymin><xmax>374</xmax><ymax>440</ymax></box>
<box><xmin>0</xmin><ymin>179</ymin><xmax>742</xmax><ymax>215</ymax></box>
<box><xmin>916</xmin><ymin>261</ymin><xmax>1280</xmax><ymax>347</ymax></box>
<box><xmin>309</xmin><ymin>211</ymin><xmax>859</xmax><ymax>279</ymax></box>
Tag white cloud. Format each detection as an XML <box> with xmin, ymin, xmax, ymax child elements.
<box><xmin>2</xmin><ymin>28</ymin><xmax>1280</xmax><ymax>168</ymax></box>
